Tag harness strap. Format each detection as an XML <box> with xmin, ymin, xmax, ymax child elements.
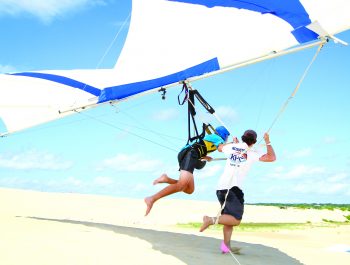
<box><xmin>192</xmin><ymin>89</ymin><xmax>215</xmax><ymax>114</ymax></box>
<box><xmin>177</xmin><ymin>83</ymin><xmax>189</xmax><ymax>106</ymax></box>
<box><xmin>178</xmin><ymin>83</ymin><xmax>215</xmax><ymax>145</ymax></box>
<box><xmin>188</xmin><ymin>89</ymin><xmax>200</xmax><ymax>144</ymax></box>
<box><xmin>206</xmin><ymin>124</ymin><xmax>215</xmax><ymax>135</ymax></box>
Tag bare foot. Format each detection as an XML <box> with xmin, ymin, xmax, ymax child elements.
<box><xmin>199</xmin><ymin>216</ymin><xmax>214</xmax><ymax>232</ymax></box>
<box><xmin>144</xmin><ymin>197</ymin><xmax>154</xmax><ymax>216</ymax></box>
<box><xmin>153</xmin><ymin>173</ymin><xmax>169</xmax><ymax>185</ymax></box>
<box><xmin>223</xmin><ymin>247</ymin><xmax>241</xmax><ymax>255</ymax></box>
<box><xmin>221</xmin><ymin>241</ymin><xmax>242</xmax><ymax>254</ymax></box>
<box><xmin>230</xmin><ymin>247</ymin><xmax>241</xmax><ymax>254</ymax></box>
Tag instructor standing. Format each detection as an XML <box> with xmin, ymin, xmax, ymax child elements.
<box><xmin>199</xmin><ymin>130</ymin><xmax>276</xmax><ymax>254</ymax></box>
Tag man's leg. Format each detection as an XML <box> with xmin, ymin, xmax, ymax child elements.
<box><xmin>200</xmin><ymin>214</ymin><xmax>240</xmax><ymax>232</ymax></box>
<box><xmin>200</xmin><ymin>215</ymin><xmax>241</xmax><ymax>253</ymax></box>
<box><xmin>153</xmin><ymin>173</ymin><xmax>178</xmax><ymax>185</ymax></box>
<box><xmin>144</xmin><ymin>170</ymin><xmax>194</xmax><ymax>216</ymax></box>
<box><xmin>222</xmin><ymin>225</ymin><xmax>241</xmax><ymax>253</ymax></box>
<box><xmin>180</xmin><ymin>170</ymin><xmax>194</xmax><ymax>194</ymax></box>
<box><xmin>223</xmin><ymin>225</ymin><xmax>233</xmax><ymax>248</ymax></box>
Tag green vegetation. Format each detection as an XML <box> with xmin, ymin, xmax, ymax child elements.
<box><xmin>176</xmin><ymin>221</ymin><xmax>349</xmax><ymax>232</ymax></box>
<box><xmin>322</xmin><ymin>218</ymin><xmax>343</xmax><ymax>224</ymax></box>
<box><xmin>231</xmin><ymin>222</ymin><xmax>310</xmax><ymax>232</ymax></box>
<box><xmin>177</xmin><ymin>222</ymin><xmax>292</xmax><ymax>232</ymax></box>
<box><xmin>178</xmin><ymin>222</ymin><xmax>220</xmax><ymax>230</ymax></box>
<box><xmin>176</xmin><ymin>204</ymin><xmax>350</xmax><ymax>232</ymax></box>
<box><xmin>251</xmin><ymin>203</ymin><xmax>350</xmax><ymax>212</ymax></box>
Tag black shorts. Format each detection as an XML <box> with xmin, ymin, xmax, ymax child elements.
<box><xmin>216</xmin><ymin>186</ymin><xmax>245</xmax><ymax>220</ymax></box>
<box><xmin>177</xmin><ymin>148</ymin><xmax>199</xmax><ymax>174</ymax></box>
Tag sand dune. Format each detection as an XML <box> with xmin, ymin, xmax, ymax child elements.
<box><xmin>0</xmin><ymin>188</ymin><xmax>349</xmax><ymax>265</ymax></box>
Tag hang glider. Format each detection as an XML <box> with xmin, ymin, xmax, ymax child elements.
<box><xmin>1</xmin><ymin>0</ymin><xmax>350</xmax><ymax>136</ymax></box>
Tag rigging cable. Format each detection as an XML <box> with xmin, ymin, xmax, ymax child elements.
<box><xmin>213</xmin><ymin>41</ymin><xmax>326</xmax><ymax>233</ymax></box>
<box><xmin>95</xmin><ymin>12</ymin><xmax>131</xmax><ymax>69</ymax></box>
<box><xmin>265</xmin><ymin>41</ymin><xmax>325</xmax><ymax>136</ymax></box>
<box><xmin>72</xmin><ymin>12</ymin><xmax>131</xmax><ymax>105</ymax></box>
<box><xmin>207</xmin><ymin>43</ymin><xmax>327</xmax><ymax>265</ymax></box>
<box><xmin>185</xmin><ymin>82</ymin><xmax>229</xmax><ymax>130</ymax></box>
<box><xmin>254</xmin><ymin>58</ymin><xmax>276</xmax><ymax>131</ymax></box>
<box><xmin>110</xmin><ymin>103</ymin><xmax>184</xmax><ymax>148</ymax></box>
<box><xmin>215</xmin><ymin>40</ymin><xmax>326</xmax><ymax>159</ymax></box>
<box><xmin>74</xmin><ymin>110</ymin><xmax>178</xmax><ymax>153</ymax></box>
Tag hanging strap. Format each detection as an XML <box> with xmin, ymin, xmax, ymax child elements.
<box><xmin>191</xmin><ymin>89</ymin><xmax>215</xmax><ymax>114</ymax></box>
<box><xmin>177</xmin><ymin>83</ymin><xmax>189</xmax><ymax>106</ymax></box>
<box><xmin>205</xmin><ymin>124</ymin><xmax>216</xmax><ymax>135</ymax></box>
<box><xmin>178</xmin><ymin>83</ymin><xmax>217</xmax><ymax>145</ymax></box>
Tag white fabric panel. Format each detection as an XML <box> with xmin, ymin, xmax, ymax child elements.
<box><xmin>1</xmin><ymin>0</ymin><xmax>349</xmax><ymax>134</ymax></box>
<box><xmin>114</xmin><ymin>0</ymin><xmax>295</xmax><ymax>83</ymax></box>
<box><xmin>302</xmin><ymin>0</ymin><xmax>350</xmax><ymax>35</ymax></box>
<box><xmin>114</xmin><ymin>0</ymin><xmax>350</xmax><ymax>85</ymax></box>
<box><xmin>0</xmin><ymin>74</ymin><xmax>99</xmax><ymax>134</ymax></box>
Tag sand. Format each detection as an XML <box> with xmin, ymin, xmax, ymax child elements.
<box><xmin>0</xmin><ymin>187</ymin><xmax>349</xmax><ymax>265</ymax></box>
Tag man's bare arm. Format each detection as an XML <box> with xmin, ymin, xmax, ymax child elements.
<box><xmin>259</xmin><ymin>133</ymin><xmax>276</xmax><ymax>162</ymax></box>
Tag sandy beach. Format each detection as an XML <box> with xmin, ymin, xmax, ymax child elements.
<box><xmin>0</xmin><ymin>187</ymin><xmax>349</xmax><ymax>265</ymax></box>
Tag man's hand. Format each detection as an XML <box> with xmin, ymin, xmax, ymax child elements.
<box><xmin>259</xmin><ymin>132</ymin><xmax>276</xmax><ymax>162</ymax></box>
<box><xmin>263</xmin><ymin>133</ymin><xmax>270</xmax><ymax>144</ymax></box>
<box><xmin>202</xmin><ymin>156</ymin><xmax>213</xmax><ymax>162</ymax></box>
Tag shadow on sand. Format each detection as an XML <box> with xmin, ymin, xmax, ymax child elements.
<box><xmin>25</xmin><ymin>216</ymin><xmax>303</xmax><ymax>265</ymax></box>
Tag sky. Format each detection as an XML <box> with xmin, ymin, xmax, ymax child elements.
<box><xmin>0</xmin><ymin>0</ymin><xmax>350</xmax><ymax>204</ymax></box>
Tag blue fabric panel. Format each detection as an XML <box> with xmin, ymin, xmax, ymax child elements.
<box><xmin>292</xmin><ymin>26</ymin><xmax>319</xmax><ymax>43</ymax></box>
<box><xmin>98</xmin><ymin>58</ymin><xmax>220</xmax><ymax>103</ymax></box>
<box><xmin>168</xmin><ymin>0</ymin><xmax>316</xmax><ymax>43</ymax></box>
<box><xmin>11</xmin><ymin>72</ymin><xmax>101</xmax><ymax>96</ymax></box>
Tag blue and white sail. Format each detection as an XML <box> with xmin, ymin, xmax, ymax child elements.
<box><xmin>1</xmin><ymin>0</ymin><xmax>350</xmax><ymax>135</ymax></box>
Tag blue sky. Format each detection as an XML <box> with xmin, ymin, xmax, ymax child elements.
<box><xmin>0</xmin><ymin>0</ymin><xmax>350</xmax><ymax>204</ymax></box>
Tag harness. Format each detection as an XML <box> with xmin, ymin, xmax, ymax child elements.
<box><xmin>178</xmin><ymin>83</ymin><xmax>217</xmax><ymax>158</ymax></box>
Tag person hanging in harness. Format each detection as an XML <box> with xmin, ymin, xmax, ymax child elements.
<box><xmin>144</xmin><ymin>125</ymin><xmax>230</xmax><ymax>216</ymax></box>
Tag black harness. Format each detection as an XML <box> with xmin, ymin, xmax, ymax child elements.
<box><xmin>178</xmin><ymin>83</ymin><xmax>217</xmax><ymax>159</ymax></box>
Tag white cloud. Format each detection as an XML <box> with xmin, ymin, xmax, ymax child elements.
<box><xmin>323</xmin><ymin>136</ymin><xmax>337</xmax><ymax>144</ymax></box>
<box><xmin>0</xmin><ymin>150</ymin><xmax>73</xmax><ymax>170</ymax></box>
<box><xmin>289</xmin><ymin>148</ymin><xmax>312</xmax><ymax>158</ymax></box>
<box><xmin>346</xmin><ymin>189</ymin><xmax>350</xmax><ymax>196</ymax></box>
<box><xmin>281</xmin><ymin>148</ymin><xmax>312</xmax><ymax>160</ymax></box>
<box><xmin>65</xmin><ymin>176</ymin><xmax>82</xmax><ymax>186</ymax></box>
<box><xmin>264</xmin><ymin>166</ymin><xmax>350</xmax><ymax>199</ymax></box>
<box><xmin>93</xmin><ymin>176</ymin><xmax>115</xmax><ymax>186</ymax></box>
<box><xmin>328</xmin><ymin>172</ymin><xmax>348</xmax><ymax>182</ymax></box>
<box><xmin>293</xmin><ymin>181</ymin><xmax>347</xmax><ymax>195</ymax></box>
<box><xmin>0</xmin><ymin>0</ymin><xmax>106</xmax><ymax>23</ymax></box>
<box><xmin>152</xmin><ymin>108</ymin><xmax>179</xmax><ymax>121</ymax></box>
<box><xmin>215</xmin><ymin>106</ymin><xmax>239</xmax><ymax>123</ymax></box>
<box><xmin>196</xmin><ymin>164</ymin><xmax>223</xmax><ymax>179</ymax></box>
<box><xmin>272</xmin><ymin>166</ymin><xmax>285</xmax><ymax>174</ymax></box>
<box><xmin>132</xmin><ymin>183</ymin><xmax>150</xmax><ymax>192</ymax></box>
<box><xmin>271</xmin><ymin>164</ymin><xmax>325</xmax><ymax>179</ymax></box>
<box><xmin>99</xmin><ymin>153</ymin><xmax>164</xmax><ymax>172</ymax></box>
<box><xmin>0</xmin><ymin>64</ymin><xmax>16</xmax><ymax>73</ymax></box>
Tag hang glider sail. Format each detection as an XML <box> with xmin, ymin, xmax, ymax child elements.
<box><xmin>1</xmin><ymin>0</ymin><xmax>350</xmax><ymax>135</ymax></box>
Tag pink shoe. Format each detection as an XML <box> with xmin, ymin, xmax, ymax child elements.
<box><xmin>220</xmin><ymin>241</ymin><xmax>230</xmax><ymax>254</ymax></box>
